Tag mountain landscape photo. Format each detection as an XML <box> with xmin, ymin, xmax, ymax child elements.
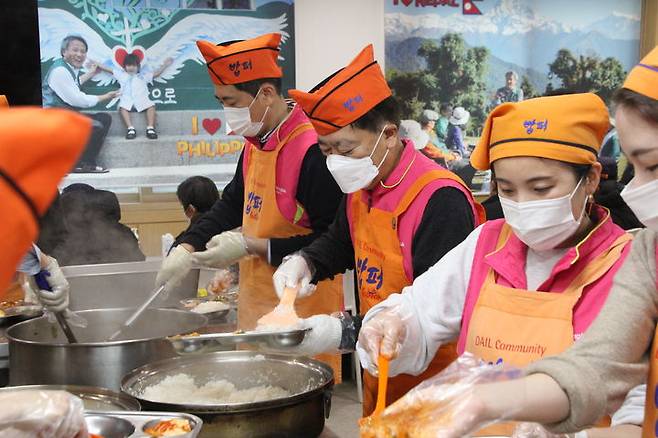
<box><xmin>385</xmin><ymin>0</ymin><xmax>641</xmax><ymax>95</ymax></box>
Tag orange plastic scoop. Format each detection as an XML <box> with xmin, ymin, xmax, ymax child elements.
<box><xmin>256</xmin><ymin>286</ymin><xmax>301</xmax><ymax>329</ymax></box>
<box><xmin>359</xmin><ymin>353</ymin><xmax>390</xmax><ymax>433</ymax></box>
<box><xmin>373</xmin><ymin>354</ymin><xmax>390</xmax><ymax>416</ymax></box>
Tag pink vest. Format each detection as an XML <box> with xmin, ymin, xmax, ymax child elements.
<box><xmin>242</xmin><ymin>104</ymin><xmax>316</xmax><ymax>227</ymax></box>
<box><xmin>347</xmin><ymin>141</ymin><xmax>481</xmax><ymax>280</ymax></box>
<box><xmin>457</xmin><ymin>207</ymin><xmax>632</xmax><ymax>354</ymax></box>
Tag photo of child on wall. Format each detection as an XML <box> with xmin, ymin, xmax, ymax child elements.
<box><xmin>88</xmin><ymin>54</ymin><xmax>173</xmax><ymax>139</ymax></box>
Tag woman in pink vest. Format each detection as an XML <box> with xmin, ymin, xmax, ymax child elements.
<box><xmin>369</xmin><ymin>46</ymin><xmax>658</xmax><ymax>438</ymax></box>
<box><xmin>358</xmin><ymin>92</ymin><xmax>639</xmax><ymax>436</ymax></box>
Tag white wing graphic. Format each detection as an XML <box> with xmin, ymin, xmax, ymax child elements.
<box><xmin>38</xmin><ymin>8</ymin><xmax>116</xmax><ymax>86</ymax></box>
<box><xmin>146</xmin><ymin>13</ymin><xmax>290</xmax><ymax>83</ymax></box>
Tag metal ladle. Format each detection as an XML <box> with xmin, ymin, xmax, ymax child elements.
<box><xmin>108</xmin><ymin>284</ymin><xmax>166</xmax><ymax>341</ymax></box>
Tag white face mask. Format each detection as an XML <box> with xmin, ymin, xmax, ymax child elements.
<box><xmin>620</xmin><ymin>179</ymin><xmax>658</xmax><ymax>232</ymax></box>
<box><xmin>223</xmin><ymin>88</ymin><xmax>269</xmax><ymax>138</ymax></box>
<box><xmin>326</xmin><ymin>127</ymin><xmax>390</xmax><ymax>193</ymax></box>
<box><xmin>500</xmin><ymin>178</ymin><xmax>588</xmax><ymax>251</ymax></box>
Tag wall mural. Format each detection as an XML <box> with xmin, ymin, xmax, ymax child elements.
<box><xmin>37</xmin><ymin>0</ymin><xmax>295</xmax><ymax>188</ymax></box>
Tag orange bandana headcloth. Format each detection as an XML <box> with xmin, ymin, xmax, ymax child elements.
<box><xmin>0</xmin><ymin>108</ymin><xmax>90</xmax><ymax>293</ymax></box>
<box><xmin>0</xmin><ymin>95</ymin><xmax>8</xmax><ymax>108</ymax></box>
<box><xmin>623</xmin><ymin>45</ymin><xmax>658</xmax><ymax>101</ymax></box>
<box><xmin>471</xmin><ymin>93</ymin><xmax>609</xmax><ymax>171</ymax></box>
<box><xmin>288</xmin><ymin>45</ymin><xmax>392</xmax><ymax>135</ymax></box>
<box><xmin>196</xmin><ymin>33</ymin><xmax>283</xmax><ymax>86</ymax></box>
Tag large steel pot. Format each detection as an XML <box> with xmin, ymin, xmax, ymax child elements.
<box><xmin>8</xmin><ymin>308</ymin><xmax>207</xmax><ymax>391</ymax></box>
<box><xmin>121</xmin><ymin>351</ymin><xmax>334</xmax><ymax>438</ymax></box>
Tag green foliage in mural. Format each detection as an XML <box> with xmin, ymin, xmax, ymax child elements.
<box><xmin>546</xmin><ymin>49</ymin><xmax>626</xmax><ymax>103</ymax></box>
<box><xmin>520</xmin><ymin>75</ymin><xmax>539</xmax><ymax>100</ymax></box>
<box><xmin>387</xmin><ymin>33</ymin><xmax>489</xmax><ymax>135</ymax></box>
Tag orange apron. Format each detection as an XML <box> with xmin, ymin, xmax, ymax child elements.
<box><xmin>641</xmin><ymin>243</ymin><xmax>658</xmax><ymax>438</ymax></box>
<box><xmin>238</xmin><ymin>122</ymin><xmax>343</xmax><ymax>382</ymax></box>
<box><xmin>467</xmin><ymin>224</ymin><xmax>630</xmax><ymax>435</ymax></box>
<box><xmin>355</xmin><ymin>169</ymin><xmax>470</xmax><ymax>416</ymax></box>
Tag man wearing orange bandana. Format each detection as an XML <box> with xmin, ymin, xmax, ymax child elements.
<box><xmin>0</xmin><ymin>104</ymin><xmax>92</xmax><ymax>437</ymax></box>
<box><xmin>155</xmin><ymin>33</ymin><xmax>344</xmax><ymax>378</ymax></box>
<box><xmin>271</xmin><ymin>45</ymin><xmax>484</xmax><ymax>415</ymax></box>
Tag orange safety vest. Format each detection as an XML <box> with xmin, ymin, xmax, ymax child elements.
<box><xmin>641</xmin><ymin>242</ymin><xmax>658</xmax><ymax>438</ymax></box>
<box><xmin>467</xmin><ymin>224</ymin><xmax>630</xmax><ymax>436</ymax></box>
<box><xmin>352</xmin><ymin>169</ymin><xmax>477</xmax><ymax>416</ymax></box>
<box><xmin>238</xmin><ymin>122</ymin><xmax>343</xmax><ymax>381</ymax></box>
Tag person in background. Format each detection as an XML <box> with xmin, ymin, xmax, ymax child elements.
<box><xmin>57</xmin><ymin>188</ymin><xmax>145</xmax><ymax>265</ymax></box>
<box><xmin>436</xmin><ymin>102</ymin><xmax>452</xmax><ymax>149</ymax></box>
<box><xmin>155</xmin><ymin>33</ymin><xmax>344</xmax><ymax>381</ymax></box>
<box><xmin>42</xmin><ymin>34</ymin><xmax>120</xmax><ymax>173</ymax></box>
<box><xmin>446</xmin><ymin>106</ymin><xmax>470</xmax><ymax>157</ymax></box>
<box><xmin>415</xmin><ymin>47</ymin><xmax>658</xmax><ymax>438</ymax></box>
<box><xmin>170</xmin><ymin>176</ymin><xmax>220</xmax><ymax>252</ymax></box>
<box><xmin>600</xmin><ymin>119</ymin><xmax>621</xmax><ymax>161</ymax></box>
<box><xmin>0</xmin><ymin>106</ymin><xmax>92</xmax><ymax>437</ymax></box>
<box><xmin>419</xmin><ymin>109</ymin><xmax>440</xmax><ymax>144</ymax></box>
<box><xmin>272</xmin><ymin>44</ymin><xmax>484</xmax><ymax>415</ymax></box>
<box><xmin>492</xmin><ymin>70</ymin><xmax>524</xmax><ymax>106</ymax></box>
<box><xmin>398</xmin><ymin>120</ymin><xmax>429</xmax><ymax>151</ymax></box>
<box><xmin>418</xmin><ymin>109</ymin><xmax>459</xmax><ymax>165</ymax></box>
<box><xmin>358</xmin><ymin>93</ymin><xmax>636</xmax><ymax>436</ymax></box>
<box><xmin>595</xmin><ymin>156</ymin><xmax>644</xmax><ymax>230</ymax></box>
<box><xmin>480</xmin><ymin>179</ymin><xmax>503</xmax><ymax>220</ymax></box>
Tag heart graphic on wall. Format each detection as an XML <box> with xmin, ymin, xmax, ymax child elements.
<box><xmin>202</xmin><ymin>118</ymin><xmax>222</xmax><ymax>135</ymax></box>
<box><xmin>113</xmin><ymin>45</ymin><xmax>146</xmax><ymax>67</ymax></box>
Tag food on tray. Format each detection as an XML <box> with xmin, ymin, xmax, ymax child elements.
<box><xmin>167</xmin><ymin>332</ymin><xmax>200</xmax><ymax>340</ymax></box>
<box><xmin>359</xmin><ymin>395</ymin><xmax>452</xmax><ymax>438</ymax></box>
<box><xmin>0</xmin><ymin>299</ymin><xmax>24</xmax><ymax>310</ymax></box>
<box><xmin>0</xmin><ymin>309</ymin><xmax>5</xmax><ymax>317</ymax></box>
<box><xmin>206</xmin><ymin>269</ymin><xmax>234</xmax><ymax>295</ymax></box>
<box><xmin>190</xmin><ymin>301</ymin><xmax>229</xmax><ymax>314</ymax></box>
<box><xmin>256</xmin><ymin>286</ymin><xmax>300</xmax><ymax>330</ymax></box>
<box><xmin>144</xmin><ymin>418</ymin><xmax>192</xmax><ymax>436</ymax></box>
<box><xmin>141</xmin><ymin>374</ymin><xmax>290</xmax><ymax>405</ymax></box>
<box><xmin>89</xmin><ymin>434</ymin><xmax>105</xmax><ymax>438</ymax></box>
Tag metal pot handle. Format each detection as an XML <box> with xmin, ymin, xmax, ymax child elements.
<box><xmin>323</xmin><ymin>390</ymin><xmax>332</xmax><ymax>419</ymax></box>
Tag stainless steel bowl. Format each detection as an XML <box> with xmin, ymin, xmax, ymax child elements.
<box><xmin>85</xmin><ymin>414</ymin><xmax>135</xmax><ymax>438</ymax></box>
<box><xmin>168</xmin><ymin>328</ymin><xmax>310</xmax><ymax>355</ymax></box>
<box><xmin>0</xmin><ymin>384</ymin><xmax>141</xmax><ymax>411</ymax></box>
<box><xmin>121</xmin><ymin>351</ymin><xmax>334</xmax><ymax>438</ymax></box>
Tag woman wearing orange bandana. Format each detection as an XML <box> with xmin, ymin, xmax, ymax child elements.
<box><xmin>388</xmin><ymin>46</ymin><xmax>658</xmax><ymax>438</ymax></box>
<box><xmin>271</xmin><ymin>45</ymin><xmax>484</xmax><ymax>416</ymax></box>
<box><xmin>357</xmin><ymin>91</ymin><xmax>640</xmax><ymax>436</ymax></box>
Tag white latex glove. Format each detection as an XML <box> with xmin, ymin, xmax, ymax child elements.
<box><xmin>357</xmin><ymin>307</ymin><xmax>407</xmax><ymax>375</ymax></box>
<box><xmin>272</xmin><ymin>254</ymin><xmax>316</xmax><ymax>299</ymax></box>
<box><xmin>192</xmin><ymin>231</ymin><xmax>248</xmax><ymax>268</ymax></box>
<box><xmin>156</xmin><ymin>245</ymin><xmax>194</xmax><ymax>289</ymax></box>
<box><xmin>37</xmin><ymin>257</ymin><xmax>70</xmax><ymax>313</ymax></box>
<box><xmin>0</xmin><ymin>390</ymin><xmax>88</xmax><ymax>438</ymax></box>
<box><xmin>273</xmin><ymin>314</ymin><xmax>342</xmax><ymax>356</ymax></box>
